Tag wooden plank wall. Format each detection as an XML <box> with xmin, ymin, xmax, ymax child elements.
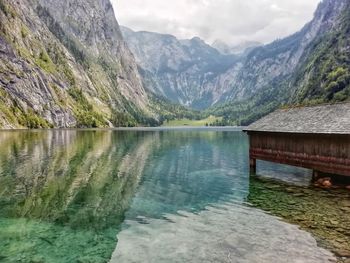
<box><xmin>248</xmin><ymin>132</ymin><xmax>350</xmax><ymax>176</ymax></box>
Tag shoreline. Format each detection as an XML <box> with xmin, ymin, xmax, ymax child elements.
<box><xmin>0</xmin><ymin>126</ymin><xmax>245</xmax><ymax>132</ymax></box>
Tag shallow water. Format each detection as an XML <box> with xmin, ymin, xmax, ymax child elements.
<box><xmin>0</xmin><ymin>129</ymin><xmax>340</xmax><ymax>262</ymax></box>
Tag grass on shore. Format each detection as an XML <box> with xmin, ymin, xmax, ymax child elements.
<box><xmin>162</xmin><ymin>115</ymin><xmax>222</xmax><ymax>127</ymax></box>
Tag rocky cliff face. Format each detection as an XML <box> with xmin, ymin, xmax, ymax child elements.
<box><xmin>121</xmin><ymin>26</ymin><xmax>237</xmax><ymax>109</ymax></box>
<box><xmin>289</xmin><ymin>0</ymin><xmax>350</xmax><ymax>104</ymax></box>
<box><xmin>0</xmin><ymin>0</ymin><xmax>152</xmax><ymax>128</ymax></box>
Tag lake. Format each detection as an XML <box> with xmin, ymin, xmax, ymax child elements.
<box><xmin>0</xmin><ymin>128</ymin><xmax>347</xmax><ymax>262</ymax></box>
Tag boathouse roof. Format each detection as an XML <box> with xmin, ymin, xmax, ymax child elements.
<box><xmin>244</xmin><ymin>102</ymin><xmax>350</xmax><ymax>134</ymax></box>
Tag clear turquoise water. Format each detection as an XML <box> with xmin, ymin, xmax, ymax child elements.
<box><xmin>0</xmin><ymin>129</ymin><xmax>335</xmax><ymax>262</ymax></box>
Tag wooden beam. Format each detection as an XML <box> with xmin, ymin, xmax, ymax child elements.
<box><xmin>250</xmin><ymin>148</ymin><xmax>350</xmax><ymax>177</ymax></box>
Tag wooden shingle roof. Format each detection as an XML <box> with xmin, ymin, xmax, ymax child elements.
<box><xmin>244</xmin><ymin>103</ymin><xmax>350</xmax><ymax>134</ymax></box>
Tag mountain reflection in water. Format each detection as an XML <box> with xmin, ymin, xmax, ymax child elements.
<box><xmin>0</xmin><ymin>129</ymin><xmax>337</xmax><ymax>262</ymax></box>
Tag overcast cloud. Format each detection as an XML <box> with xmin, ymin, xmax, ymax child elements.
<box><xmin>111</xmin><ymin>0</ymin><xmax>321</xmax><ymax>45</ymax></box>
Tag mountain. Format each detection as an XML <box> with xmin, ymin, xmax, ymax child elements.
<box><xmin>122</xmin><ymin>0</ymin><xmax>349</xmax><ymax>124</ymax></box>
<box><xmin>206</xmin><ymin>0</ymin><xmax>350</xmax><ymax>125</ymax></box>
<box><xmin>212</xmin><ymin>40</ymin><xmax>262</xmax><ymax>55</ymax></box>
<box><xmin>121</xmin><ymin>26</ymin><xmax>238</xmax><ymax>109</ymax></box>
<box><xmin>0</xmin><ymin>0</ymin><xmax>157</xmax><ymax>128</ymax></box>
<box><xmin>213</xmin><ymin>0</ymin><xmax>349</xmax><ymax>104</ymax></box>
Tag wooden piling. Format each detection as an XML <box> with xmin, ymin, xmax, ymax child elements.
<box><xmin>250</xmin><ymin>158</ymin><xmax>256</xmax><ymax>175</ymax></box>
<box><xmin>312</xmin><ymin>170</ymin><xmax>320</xmax><ymax>182</ymax></box>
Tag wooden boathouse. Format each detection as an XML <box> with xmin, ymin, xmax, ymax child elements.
<box><xmin>244</xmin><ymin>103</ymin><xmax>350</xmax><ymax>178</ymax></box>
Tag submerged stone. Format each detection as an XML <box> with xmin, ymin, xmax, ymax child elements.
<box><xmin>333</xmin><ymin>249</ymin><xmax>350</xmax><ymax>257</ymax></box>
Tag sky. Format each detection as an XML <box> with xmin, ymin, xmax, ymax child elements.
<box><xmin>111</xmin><ymin>0</ymin><xmax>321</xmax><ymax>46</ymax></box>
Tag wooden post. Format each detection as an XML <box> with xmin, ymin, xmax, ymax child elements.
<box><xmin>250</xmin><ymin>158</ymin><xmax>256</xmax><ymax>175</ymax></box>
<box><xmin>312</xmin><ymin>170</ymin><xmax>320</xmax><ymax>182</ymax></box>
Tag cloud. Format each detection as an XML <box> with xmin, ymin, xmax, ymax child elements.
<box><xmin>111</xmin><ymin>0</ymin><xmax>320</xmax><ymax>45</ymax></box>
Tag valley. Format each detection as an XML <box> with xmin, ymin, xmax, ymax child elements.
<box><xmin>0</xmin><ymin>0</ymin><xmax>349</xmax><ymax>128</ymax></box>
<box><xmin>162</xmin><ymin>115</ymin><xmax>222</xmax><ymax>127</ymax></box>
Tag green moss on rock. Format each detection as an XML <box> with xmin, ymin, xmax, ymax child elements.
<box><xmin>20</xmin><ymin>110</ymin><xmax>52</xmax><ymax>129</ymax></box>
<box><xmin>68</xmin><ymin>87</ymin><xmax>107</xmax><ymax>128</ymax></box>
<box><xmin>20</xmin><ymin>25</ymin><xmax>29</xmax><ymax>39</ymax></box>
<box><xmin>35</xmin><ymin>50</ymin><xmax>56</xmax><ymax>74</ymax></box>
<box><xmin>0</xmin><ymin>0</ymin><xmax>16</xmax><ymax>18</ymax></box>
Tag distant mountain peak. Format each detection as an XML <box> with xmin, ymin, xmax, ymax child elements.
<box><xmin>190</xmin><ymin>36</ymin><xmax>206</xmax><ymax>44</ymax></box>
<box><xmin>212</xmin><ymin>40</ymin><xmax>262</xmax><ymax>55</ymax></box>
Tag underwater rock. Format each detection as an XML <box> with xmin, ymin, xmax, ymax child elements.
<box><xmin>333</xmin><ymin>249</ymin><xmax>350</xmax><ymax>257</ymax></box>
<box><xmin>341</xmin><ymin>200</ymin><xmax>350</xmax><ymax>207</ymax></box>
<box><xmin>316</xmin><ymin>177</ymin><xmax>332</xmax><ymax>188</ymax></box>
